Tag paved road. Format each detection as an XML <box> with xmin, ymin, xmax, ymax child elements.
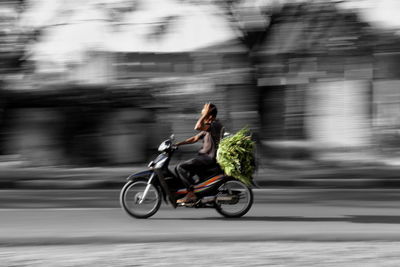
<box><xmin>2</xmin><ymin>242</ymin><xmax>400</xmax><ymax>267</ymax></box>
<box><xmin>2</xmin><ymin>189</ymin><xmax>400</xmax><ymax>245</ymax></box>
<box><xmin>3</xmin><ymin>189</ymin><xmax>400</xmax><ymax>266</ymax></box>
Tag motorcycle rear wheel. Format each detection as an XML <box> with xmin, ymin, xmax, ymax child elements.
<box><xmin>214</xmin><ymin>179</ymin><xmax>253</xmax><ymax>218</ymax></box>
<box><xmin>120</xmin><ymin>179</ymin><xmax>161</xmax><ymax>219</ymax></box>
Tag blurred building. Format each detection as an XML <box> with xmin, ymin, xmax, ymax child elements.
<box><xmin>1</xmin><ymin>0</ymin><xmax>400</xmax><ymax>167</ymax></box>
<box><xmin>0</xmin><ymin>0</ymin><xmax>254</xmax><ymax>166</ymax></box>
<box><xmin>252</xmin><ymin>2</ymin><xmax>400</xmax><ymax>163</ymax></box>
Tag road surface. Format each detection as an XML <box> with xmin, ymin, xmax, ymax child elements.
<box><xmin>2</xmin><ymin>189</ymin><xmax>400</xmax><ymax>244</ymax></box>
<box><xmin>2</xmin><ymin>189</ymin><xmax>400</xmax><ymax>266</ymax></box>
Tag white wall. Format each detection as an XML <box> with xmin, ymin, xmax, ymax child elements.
<box><xmin>306</xmin><ymin>80</ymin><xmax>371</xmax><ymax>148</ymax></box>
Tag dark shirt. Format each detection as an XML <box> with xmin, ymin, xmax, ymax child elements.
<box><xmin>197</xmin><ymin>119</ymin><xmax>223</xmax><ymax>159</ymax></box>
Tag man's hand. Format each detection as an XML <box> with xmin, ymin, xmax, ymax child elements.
<box><xmin>195</xmin><ymin>103</ymin><xmax>213</xmax><ymax>131</ymax></box>
<box><xmin>201</xmin><ymin>103</ymin><xmax>212</xmax><ymax>117</ymax></box>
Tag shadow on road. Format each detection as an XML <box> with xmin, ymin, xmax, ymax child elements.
<box><xmin>348</xmin><ymin>215</ymin><xmax>400</xmax><ymax>224</ymax></box>
<box><xmin>152</xmin><ymin>215</ymin><xmax>400</xmax><ymax>224</ymax></box>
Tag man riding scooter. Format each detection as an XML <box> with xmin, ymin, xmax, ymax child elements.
<box><xmin>174</xmin><ymin>103</ymin><xmax>224</xmax><ymax>204</ymax></box>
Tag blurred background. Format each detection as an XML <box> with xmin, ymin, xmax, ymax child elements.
<box><xmin>1</xmin><ymin>0</ymin><xmax>400</xmax><ymax>168</ymax></box>
<box><xmin>4</xmin><ymin>2</ymin><xmax>400</xmax><ymax>264</ymax></box>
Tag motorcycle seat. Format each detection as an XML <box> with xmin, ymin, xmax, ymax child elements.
<box><xmin>195</xmin><ymin>165</ymin><xmax>223</xmax><ymax>183</ymax></box>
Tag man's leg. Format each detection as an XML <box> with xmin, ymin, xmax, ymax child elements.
<box><xmin>192</xmin><ymin>155</ymin><xmax>217</xmax><ymax>178</ymax></box>
<box><xmin>176</xmin><ymin>156</ymin><xmax>212</xmax><ymax>203</ymax></box>
<box><xmin>176</xmin><ymin>158</ymin><xmax>199</xmax><ymax>191</ymax></box>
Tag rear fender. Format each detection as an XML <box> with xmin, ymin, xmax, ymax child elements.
<box><xmin>225</xmin><ymin>176</ymin><xmax>254</xmax><ymax>188</ymax></box>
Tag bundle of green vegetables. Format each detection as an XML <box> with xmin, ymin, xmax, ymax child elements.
<box><xmin>216</xmin><ymin>128</ymin><xmax>255</xmax><ymax>185</ymax></box>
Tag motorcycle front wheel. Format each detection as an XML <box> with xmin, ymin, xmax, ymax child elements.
<box><xmin>120</xmin><ymin>179</ymin><xmax>162</xmax><ymax>219</ymax></box>
<box><xmin>214</xmin><ymin>179</ymin><xmax>253</xmax><ymax>218</ymax></box>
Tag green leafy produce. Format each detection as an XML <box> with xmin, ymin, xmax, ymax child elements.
<box><xmin>216</xmin><ymin>128</ymin><xmax>255</xmax><ymax>185</ymax></box>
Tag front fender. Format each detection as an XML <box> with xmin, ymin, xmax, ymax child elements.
<box><xmin>126</xmin><ymin>170</ymin><xmax>168</xmax><ymax>204</ymax></box>
<box><xmin>126</xmin><ymin>170</ymin><xmax>153</xmax><ymax>181</ymax></box>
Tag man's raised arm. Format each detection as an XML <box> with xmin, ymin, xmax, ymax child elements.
<box><xmin>175</xmin><ymin>133</ymin><xmax>203</xmax><ymax>146</ymax></box>
<box><xmin>195</xmin><ymin>103</ymin><xmax>212</xmax><ymax>131</ymax></box>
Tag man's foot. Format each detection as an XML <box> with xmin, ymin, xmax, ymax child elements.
<box><xmin>176</xmin><ymin>191</ymin><xmax>197</xmax><ymax>204</ymax></box>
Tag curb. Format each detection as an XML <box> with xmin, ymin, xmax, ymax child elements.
<box><xmin>4</xmin><ymin>232</ymin><xmax>400</xmax><ymax>246</ymax></box>
<box><xmin>2</xmin><ymin>166</ymin><xmax>400</xmax><ymax>189</ymax></box>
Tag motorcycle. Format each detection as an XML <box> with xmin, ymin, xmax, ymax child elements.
<box><xmin>120</xmin><ymin>135</ymin><xmax>253</xmax><ymax>219</ymax></box>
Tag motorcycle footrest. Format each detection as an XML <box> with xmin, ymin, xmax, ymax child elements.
<box><xmin>177</xmin><ymin>200</ymin><xmax>200</xmax><ymax>208</ymax></box>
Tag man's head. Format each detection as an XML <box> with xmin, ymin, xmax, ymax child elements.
<box><xmin>208</xmin><ymin>103</ymin><xmax>217</xmax><ymax>118</ymax></box>
<box><xmin>202</xmin><ymin>103</ymin><xmax>218</xmax><ymax>120</ymax></box>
